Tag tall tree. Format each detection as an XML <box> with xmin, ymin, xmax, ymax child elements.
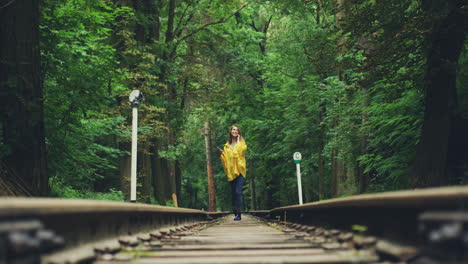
<box><xmin>331</xmin><ymin>0</ymin><xmax>349</xmax><ymax>197</ymax></box>
<box><xmin>159</xmin><ymin>1</ymin><xmax>248</xmax><ymax>206</ymax></box>
<box><xmin>0</xmin><ymin>0</ymin><xmax>48</xmax><ymax>195</ymax></box>
<box><xmin>413</xmin><ymin>0</ymin><xmax>468</xmax><ymax>187</ymax></box>
<box><xmin>204</xmin><ymin>121</ymin><xmax>216</xmax><ymax>211</ymax></box>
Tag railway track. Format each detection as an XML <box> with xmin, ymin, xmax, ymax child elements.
<box><xmin>93</xmin><ymin>214</ymin><xmax>380</xmax><ymax>264</ymax></box>
<box><xmin>1</xmin><ymin>186</ymin><xmax>467</xmax><ymax>264</ymax></box>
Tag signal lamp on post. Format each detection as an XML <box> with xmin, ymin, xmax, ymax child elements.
<box><xmin>129</xmin><ymin>90</ymin><xmax>143</xmax><ymax>202</ymax></box>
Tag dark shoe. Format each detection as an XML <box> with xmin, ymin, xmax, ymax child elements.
<box><xmin>234</xmin><ymin>214</ymin><xmax>241</xmax><ymax>221</ymax></box>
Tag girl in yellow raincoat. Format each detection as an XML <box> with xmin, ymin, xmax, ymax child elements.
<box><xmin>218</xmin><ymin>125</ymin><xmax>247</xmax><ymax>221</ymax></box>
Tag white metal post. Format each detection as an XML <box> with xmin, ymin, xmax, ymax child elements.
<box><xmin>130</xmin><ymin>106</ymin><xmax>138</xmax><ymax>202</ymax></box>
<box><xmin>296</xmin><ymin>163</ymin><xmax>303</xmax><ymax>205</ymax></box>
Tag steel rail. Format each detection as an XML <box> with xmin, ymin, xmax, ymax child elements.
<box><xmin>267</xmin><ymin>186</ymin><xmax>468</xmax><ymax>245</ymax></box>
<box><xmin>273</xmin><ymin>185</ymin><xmax>468</xmax><ymax>210</ymax></box>
<box><xmin>1</xmin><ymin>186</ymin><xmax>467</xmax><ymax>263</ymax></box>
<box><xmin>0</xmin><ymin>198</ymin><xmax>224</xmax><ymax>263</ymax></box>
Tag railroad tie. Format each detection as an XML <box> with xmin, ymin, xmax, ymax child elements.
<box><xmin>94</xmin><ymin>214</ymin><xmax>379</xmax><ymax>264</ymax></box>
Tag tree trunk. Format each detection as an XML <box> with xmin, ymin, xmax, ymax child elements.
<box><xmin>204</xmin><ymin>121</ymin><xmax>216</xmax><ymax>211</ymax></box>
<box><xmin>413</xmin><ymin>2</ymin><xmax>467</xmax><ymax>187</ymax></box>
<box><xmin>359</xmin><ymin>87</ymin><xmax>370</xmax><ymax>193</ymax></box>
<box><xmin>151</xmin><ymin>144</ymin><xmax>167</xmax><ymax>205</ymax></box>
<box><xmin>330</xmin><ymin>0</ymin><xmax>348</xmax><ymax>198</ymax></box>
<box><xmin>248</xmin><ymin>14</ymin><xmax>272</xmax><ymax>89</ymax></box>
<box><xmin>141</xmin><ymin>147</ymin><xmax>152</xmax><ymax>203</ymax></box>
<box><xmin>249</xmin><ymin>161</ymin><xmax>257</xmax><ymax>210</ymax></box>
<box><xmin>175</xmin><ymin>161</ymin><xmax>182</xmax><ymax>204</ymax></box>
<box><xmin>131</xmin><ymin>0</ymin><xmax>158</xmax><ymax>44</ymax></box>
<box><xmin>317</xmin><ymin>104</ymin><xmax>326</xmax><ymax>199</ymax></box>
<box><xmin>159</xmin><ymin>0</ymin><xmax>179</xmax><ymax>207</ymax></box>
<box><xmin>337</xmin><ymin>157</ymin><xmax>346</xmax><ymax>195</ymax></box>
<box><xmin>167</xmin><ymin>130</ymin><xmax>178</xmax><ymax>207</ymax></box>
<box><xmin>355</xmin><ymin>32</ymin><xmax>375</xmax><ymax>194</ymax></box>
<box><xmin>0</xmin><ymin>0</ymin><xmax>48</xmax><ymax>196</ymax></box>
<box><xmin>266</xmin><ymin>160</ymin><xmax>280</xmax><ymax>209</ymax></box>
<box><xmin>119</xmin><ymin>154</ymin><xmax>131</xmax><ymax>200</ymax></box>
<box><xmin>318</xmin><ymin>151</ymin><xmax>325</xmax><ymax>199</ymax></box>
<box><xmin>333</xmin><ymin>0</ymin><xmax>348</xmax><ymax>29</ymax></box>
<box><xmin>331</xmin><ymin>148</ymin><xmax>338</xmax><ymax>197</ymax></box>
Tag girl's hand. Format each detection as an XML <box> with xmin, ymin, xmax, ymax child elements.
<box><xmin>217</xmin><ymin>147</ymin><xmax>224</xmax><ymax>154</ymax></box>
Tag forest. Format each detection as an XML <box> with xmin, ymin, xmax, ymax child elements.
<box><xmin>1</xmin><ymin>0</ymin><xmax>467</xmax><ymax>211</ymax></box>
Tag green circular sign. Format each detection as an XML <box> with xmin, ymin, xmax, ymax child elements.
<box><xmin>293</xmin><ymin>152</ymin><xmax>302</xmax><ymax>163</ymax></box>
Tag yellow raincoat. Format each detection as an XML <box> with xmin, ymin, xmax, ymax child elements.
<box><xmin>220</xmin><ymin>140</ymin><xmax>247</xmax><ymax>182</ymax></box>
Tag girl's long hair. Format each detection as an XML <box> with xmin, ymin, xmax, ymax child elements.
<box><xmin>228</xmin><ymin>125</ymin><xmax>244</xmax><ymax>144</ymax></box>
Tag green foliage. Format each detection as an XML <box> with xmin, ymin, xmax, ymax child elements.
<box><xmin>41</xmin><ymin>0</ymin><xmax>130</xmax><ymax>193</ymax></box>
<box><xmin>37</xmin><ymin>0</ymin><xmax>466</xmax><ymax>208</ymax></box>
<box><xmin>50</xmin><ymin>175</ymin><xmax>124</xmax><ymax>201</ymax></box>
<box><xmin>175</xmin><ymin>0</ymin><xmax>427</xmax><ymax>208</ymax></box>
<box><xmin>361</xmin><ymin>89</ymin><xmax>423</xmax><ymax>190</ymax></box>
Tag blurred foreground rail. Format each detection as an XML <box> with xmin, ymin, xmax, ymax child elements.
<box><xmin>0</xmin><ymin>186</ymin><xmax>467</xmax><ymax>264</ymax></box>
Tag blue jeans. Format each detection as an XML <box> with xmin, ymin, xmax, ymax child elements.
<box><xmin>230</xmin><ymin>175</ymin><xmax>245</xmax><ymax>214</ymax></box>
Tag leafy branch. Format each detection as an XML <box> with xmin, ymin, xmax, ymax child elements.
<box><xmin>178</xmin><ymin>3</ymin><xmax>249</xmax><ymax>43</ymax></box>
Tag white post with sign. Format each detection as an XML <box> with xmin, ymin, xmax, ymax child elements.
<box><xmin>293</xmin><ymin>152</ymin><xmax>303</xmax><ymax>205</ymax></box>
<box><xmin>129</xmin><ymin>90</ymin><xmax>143</xmax><ymax>202</ymax></box>
<box><xmin>130</xmin><ymin>106</ymin><xmax>138</xmax><ymax>202</ymax></box>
